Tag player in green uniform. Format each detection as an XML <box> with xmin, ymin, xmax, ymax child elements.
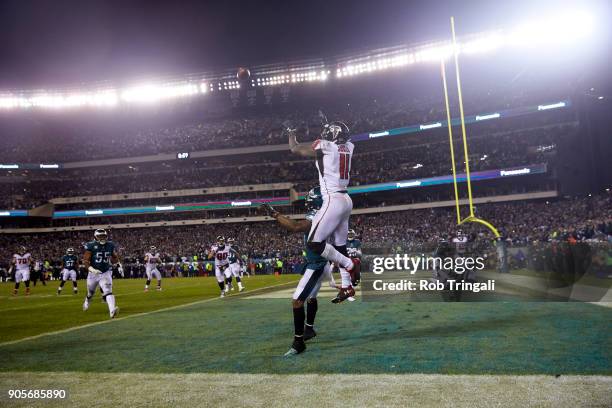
<box><xmin>227</xmin><ymin>238</ymin><xmax>245</xmax><ymax>292</ymax></box>
<box><xmin>57</xmin><ymin>248</ymin><xmax>79</xmax><ymax>295</ymax></box>
<box><xmin>82</xmin><ymin>229</ymin><xmax>120</xmax><ymax>318</ymax></box>
<box><xmin>260</xmin><ymin>187</ymin><xmax>358</xmax><ymax>356</ymax></box>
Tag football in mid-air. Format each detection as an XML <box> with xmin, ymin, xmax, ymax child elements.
<box><xmin>237</xmin><ymin>67</ymin><xmax>250</xmax><ymax>80</ymax></box>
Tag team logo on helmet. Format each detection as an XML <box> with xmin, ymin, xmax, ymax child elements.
<box><xmin>94</xmin><ymin>229</ymin><xmax>108</xmax><ymax>244</ymax></box>
<box><xmin>321</xmin><ymin>121</ymin><xmax>350</xmax><ymax>143</ymax></box>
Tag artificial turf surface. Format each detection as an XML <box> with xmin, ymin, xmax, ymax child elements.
<box><xmin>0</xmin><ymin>276</ymin><xmax>609</xmax><ymax>375</ymax></box>
<box><xmin>0</xmin><ymin>275</ymin><xmax>298</xmax><ymax>343</ymax></box>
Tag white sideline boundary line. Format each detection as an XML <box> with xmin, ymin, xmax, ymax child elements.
<box><xmin>0</xmin><ymin>280</ymin><xmax>294</xmax><ymax>348</ymax></box>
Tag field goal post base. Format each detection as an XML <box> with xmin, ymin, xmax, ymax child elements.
<box><xmin>458</xmin><ymin>215</ymin><xmax>501</xmax><ymax>238</ymax></box>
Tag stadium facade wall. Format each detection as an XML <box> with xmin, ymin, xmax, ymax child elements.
<box><xmin>0</xmin><ymin>190</ymin><xmax>557</xmax><ymax>234</ymax></box>
<box><xmin>50</xmin><ymin>182</ymin><xmax>293</xmax><ymax>204</ymax></box>
<box><xmin>62</xmin><ymin>144</ymin><xmax>289</xmax><ymax>169</ymax></box>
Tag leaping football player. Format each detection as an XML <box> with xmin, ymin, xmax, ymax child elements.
<box><xmin>288</xmin><ymin>120</ymin><xmax>360</xmax><ymax>303</ymax></box>
<box><xmin>209</xmin><ymin>236</ymin><xmax>231</xmax><ymax>297</ymax></box>
<box><xmin>260</xmin><ymin>187</ymin><xmax>346</xmax><ymax>356</ymax></box>
<box><xmin>144</xmin><ymin>246</ymin><xmax>162</xmax><ymax>292</ymax></box>
<box><xmin>10</xmin><ymin>246</ymin><xmax>32</xmax><ymax>296</ymax></box>
<box><xmin>57</xmin><ymin>247</ymin><xmax>79</xmax><ymax>295</ymax></box>
<box><xmin>227</xmin><ymin>238</ymin><xmax>245</xmax><ymax>292</ymax></box>
<box><xmin>82</xmin><ymin>229</ymin><xmax>120</xmax><ymax>319</ymax></box>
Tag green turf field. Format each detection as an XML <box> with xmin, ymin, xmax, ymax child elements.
<box><xmin>0</xmin><ymin>275</ymin><xmax>610</xmax><ymax>407</ymax></box>
<box><xmin>0</xmin><ymin>275</ymin><xmax>298</xmax><ymax>343</ymax></box>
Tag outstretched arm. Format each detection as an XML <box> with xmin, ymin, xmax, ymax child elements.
<box><xmin>259</xmin><ymin>203</ymin><xmax>311</xmax><ymax>233</ymax></box>
<box><xmin>288</xmin><ymin>128</ymin><xmax>316</xmax><ymax>158</ymax></box>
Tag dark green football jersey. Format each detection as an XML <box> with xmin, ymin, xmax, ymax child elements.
<box><xmin>85</xmin><ymin>240</ymin><xmax>115</xmax><ymax>273</ymax></box>
<box><xmin>228</xmin><ymin>247</ymin><xmax>240</xmax><ymax>264</ymax></box>
<box><xmin>347</xmin><ymin>239</ymin><xmax>362</xmax><ymax>258</ymax></box>
<box><xmin>62</xmin><ymin>254</ymin><xmax>78</xmax><ymax>270</ymax></box>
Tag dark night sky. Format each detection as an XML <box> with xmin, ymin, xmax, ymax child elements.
<box><xmin>0</xmin><ymin>0</ymin><xmax>608</xmax><ymax>88</ymax></box>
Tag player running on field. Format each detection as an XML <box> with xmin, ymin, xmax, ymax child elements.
<box><xmin>82</xmin><ymin>229</ymin><xmax>120</xmax><ymax>319</ymax></box>
<box><xmin>144</xmin><ymin>246</ymin><xmax>163</xmax><ymax>292</ymax></box>
<box><xmin>261</xmin><ymin>186</ymin><xmax>350</xmax><ymax>356</ymax></box>
<box><xmin>288</xmin><ymin>120</ymin><xmax>360</xmax><ymax>303</ymax></box>
<box><xmin>209</xmin><ymin>236</ymin><xmax>232</xmax><ymax>297</ymax></box>
<box><xmin>10</xmin><ymin>246</ymin><xmax>32</xmax><ymax>296</ymax></box>
<box><xmin>227</xmin><ymin>238</ymin><xmax>245</xmax><ymax>292</ymax></box>
<box><xmin>57</xmin><ymin>247</ymin><xmax>79</xmax><ymax>295</ymax></box>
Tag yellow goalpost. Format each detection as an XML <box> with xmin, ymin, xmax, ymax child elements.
<box><xmin>440</xmin><ymin>16</ymin><xmax>500</xmax><ymax>238</ymax></box>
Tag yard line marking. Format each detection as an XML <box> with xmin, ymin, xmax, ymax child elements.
<box><xmin>0</xmin><ymin>280</ymin><xmax>295</xmax><ymax>348</ymax></box>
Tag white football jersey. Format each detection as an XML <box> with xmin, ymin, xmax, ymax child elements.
<box><xmin>312</xmin><ymin>139</ymin><xmax>354</xmax><ymax>195</ymax></box>
<box><xmin>211</xmin><ymin>245</ymin><xmax>231</xmax><ymax>266</ymax></box>
<box><xmin>13</xmin><ymin>253</ymin><xmax>31</xmax><ymax>271</ymax></box>
<box><xmin>145</xmin><ymin>252</ymin><xmax>161</xmax><ymax>269</ymax></box>
<box><xmin>452</xmin><ymin>236</ymin><xmax>468</xmax><ymax>254</ymax></box>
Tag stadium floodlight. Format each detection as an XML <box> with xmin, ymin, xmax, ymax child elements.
<box><xmin>461</xmin><ymin>33</ymin><xmax>503</xmax><ymax>54</ymax></box>
<box><xmin>506</xmin><ymin>11</ymin><xmax>594</xmax><ymax>47</ymax></box>
<box><xmin>0</xmin><ymin>90</ymin><xmax>118</xmax><ymax>109</ymax></box>
<box><xmin>121</xmin><ymin>83</ymin><xmax>199</xmax><ymax>103</ymax></box>
<box><xmin>415</xmin><ymin>45</ymin><xmax>454</xmax><ymax>63</ymax></box>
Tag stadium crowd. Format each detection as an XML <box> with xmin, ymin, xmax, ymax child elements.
<box><xmin>0</xmin><ymin>80</ymin><xmax>571</xmax><ymax>164</ymax></box>
<box><xmin>2</xmin><ymin>194</ymin><xmax>610</xmax><ymax>272</ymax></box>
<box><xmin>1</xmin><ymin>120</ymin><xmax>571</xmax><ymax>209</ymax></box>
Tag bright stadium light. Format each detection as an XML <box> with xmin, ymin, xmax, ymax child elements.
<box><xmin>507</xmin><ymin>11</ymin><xmax>594</xmax><ymax>47</ymax></box>
<box><xmin>0</xmin><ymin>90</ymin><xmax>118</xmax><ymax>109</ymax></box>
<box><xmin>0</xmin><ymin>9</ymin><xmax>597</xmax><ymax>110</ymax></box>
<box><xmin>121</xmin><ymin>83</ymin><xmax>199</xmax><ymax>103</ymax></box>
<box><xmin>461</xmin><ymin>33</ymin><xmax>504</xmax><ymax>54</ymax></box>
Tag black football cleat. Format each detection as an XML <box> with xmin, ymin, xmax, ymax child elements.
<box><xmin>303</xmin><ymin>325</ymin><xmax>317</xmax><ymax>341</ymax></box>
<box><xmin>284</xmin><ymin>338</ymin><xmax>306</xmax><ymax>356</ymax></box>
<box><xmin>332</xmin><ymin>286</ymin><xmax>356</xmax><ymax>304</ymax></box>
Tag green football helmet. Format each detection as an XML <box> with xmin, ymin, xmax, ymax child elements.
<box><xmin>305</xmin><ymin>186</ymin><xmax>323</xmax><ymax>212</ymax></box>
<box><xmin>347</xmin><ymin>229</ymin><xmax>356</xmax><ymax>240</ymax></box>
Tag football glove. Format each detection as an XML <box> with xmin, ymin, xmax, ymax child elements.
<box><xmin>88</xmin><ymin>266</ymin><xmax>102</xmax><ymax>274</ymax></box>
<box><xmin>258</xmin><ymin>203</ymin><xmax>279</xmax><ymax>218</ymax></box>
<box><xmin>282</xmin><ymin>120</ymin><xmax>296</xmax><ymax>133</ymax></box>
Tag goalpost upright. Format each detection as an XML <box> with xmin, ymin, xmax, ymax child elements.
<box><xmin>440</xmin><ymin>16</ymin><xmax>501</xmax><ymax>238</ymax></box>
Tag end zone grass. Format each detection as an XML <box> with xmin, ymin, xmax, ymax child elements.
<box><xmin>0</xmin><ymin>275</ymin><xmax>610</xmax><ymax>407</ymax></box>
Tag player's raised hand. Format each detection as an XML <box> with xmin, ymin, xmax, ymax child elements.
<box><xmin>282</xmin><ymin>120</ymin><xmax>296</xmax><ymax>133</ymax></box>
<box><xmin>258</xmin><ymin>203</ymin><xmax>279</xmax><ymax>217</ymax></box>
